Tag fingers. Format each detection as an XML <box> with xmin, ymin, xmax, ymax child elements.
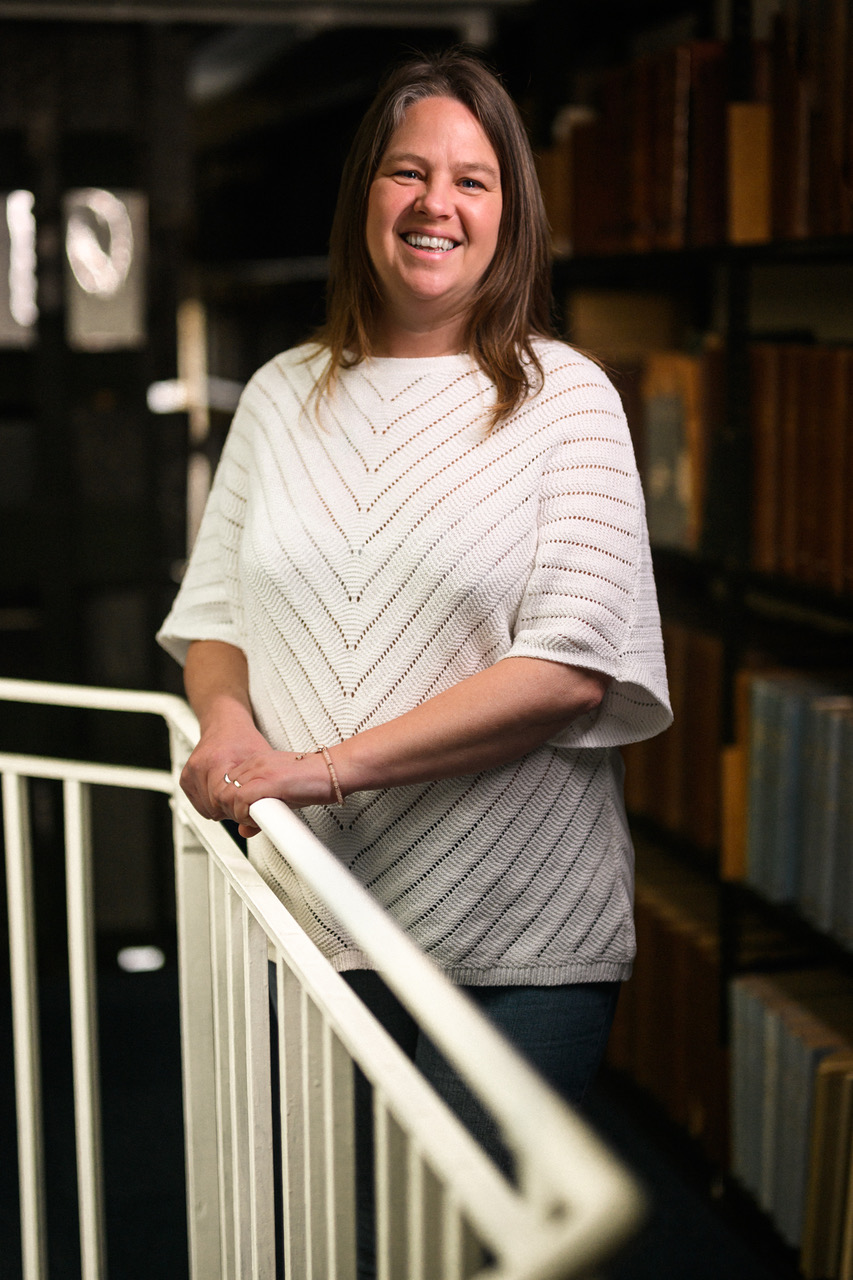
<box><xmin>180</xmin><ymin>753</ymin><xmax>242</xmax><ymax>823</ymax></box>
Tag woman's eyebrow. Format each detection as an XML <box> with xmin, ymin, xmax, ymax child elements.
<box><xmin>383</xmin><ymin>151</ymin><xmax>499</xmax><ymax>181</ymax></box>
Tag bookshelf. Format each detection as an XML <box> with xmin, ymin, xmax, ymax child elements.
<box><xmin>536</xmin><ymin>1</ymin><xmax>853</xmax><ymax>1275</ymax></box>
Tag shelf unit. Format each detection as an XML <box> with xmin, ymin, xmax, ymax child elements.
<box><xmin>539</xmin><ymin>0</ymin><xmax>853</xmax><ymax>1272</ymax></box>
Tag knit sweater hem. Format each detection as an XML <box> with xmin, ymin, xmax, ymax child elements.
<box><xmin>329</xmin><ymin>949</ymin><xmax>632</xmax><ymax>986</ymax></box>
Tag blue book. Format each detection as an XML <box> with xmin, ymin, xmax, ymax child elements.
<box><xmin>727</xmin><ymin>977</ymin><xmax>768</xmax><ymax>1198</ymax></box>
<box><xmin>770</xmin><ymin>678</ymin><xmax>830</xmax><ymax>903</ymax></box>
<box><xmin>831</xmin><ymin>711</ymin><xmax>853</xmax><ymax>949</ymax></box>
<box><xmin>730</xmin><ymin>978</ymin><xmax>758</xmax><ymax>1192</ymax></box>
<box><xmin>746</xmin><ymin>677</ymin><xmax>777</xmax><ymax>898</ymax></box>
<box><xmin>798</xmin><ymin>698</ymin><xmax>853</xmax><ymax>933</ymax></box>
<box><xmin>747</xmin><ymin>675</ymin><xmax>826</xmax><ymax>904</ymax></box>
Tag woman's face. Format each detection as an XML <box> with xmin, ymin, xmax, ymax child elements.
<box><xmin>365</xmin><ymin>96</ymin><xmax>502</xmax><ymax>346</ymax></box>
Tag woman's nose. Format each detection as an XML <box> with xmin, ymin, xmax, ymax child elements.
<box><xmin>414</xmin><ymin>180</ymin><xmax>451</xmax><ymax>217</ymax></box>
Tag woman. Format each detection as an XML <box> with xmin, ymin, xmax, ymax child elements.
<box><xmin>158</xmin><ymin>50</ymin><xmax>671</xmax><ymax>1155</ymax></box>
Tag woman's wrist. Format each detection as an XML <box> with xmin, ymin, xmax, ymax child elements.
<box><xmin>296</xmin><ymin>744</ymin><xmax>346</xmax><ymax>805</ymax></box>
<box><xmin>318</xmin><ymin>746</ymin><xmax>345</xmax><ymax>805</ymax></box>
<box><xmin>197</xmin><ymin>692</ymin><xmax>256</xmax><ymax>736</ymax></box>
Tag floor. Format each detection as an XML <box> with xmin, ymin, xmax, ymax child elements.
<box><xmin>1</xmin><ymin>962</ymin><xmax>802</xmax><ymax>1279</ymax></box>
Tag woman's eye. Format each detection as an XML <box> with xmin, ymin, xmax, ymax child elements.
<box><xmin>460</xmin><ymin>178</ymin><xmax>484</xmax><ymax>190</ymax></box>
<box><xmin>395</xmin><ymin>169</ymin><xmax>421</xmax><ymax>180</ymax></box>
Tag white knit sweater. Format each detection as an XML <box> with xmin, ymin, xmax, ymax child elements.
<box><xmin>158</xmin><ymin>339</ymin><xmax>671</xmax><ymax>985</ymax></box>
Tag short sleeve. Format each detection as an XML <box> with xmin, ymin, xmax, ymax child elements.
<box><xmin>505</xmin><ymin>361</ymin><xmax>672</xmax><ymax>749</ymax></box>
<box><xmin>156</xmin><ymin>397</ymin><xmax>253</xmax><ymax>667</ymax></box>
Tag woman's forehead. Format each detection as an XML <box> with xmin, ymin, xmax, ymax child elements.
<box><xmin>378</xmin><ymin>96</ymin><xmax>499</xmax><ymax>168</ymax></box>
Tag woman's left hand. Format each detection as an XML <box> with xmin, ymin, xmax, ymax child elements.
<box><xmin>223</xmin><ymin>749</ymin><xmax>339</xmax><ymax>830</ymax></box>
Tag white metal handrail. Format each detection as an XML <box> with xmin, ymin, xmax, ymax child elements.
<box><xmin>1</xmin><ymin>676</ymin><xmax>645</xmax><ymax>1280</ymax></box>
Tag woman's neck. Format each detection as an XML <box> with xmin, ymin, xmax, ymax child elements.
<box><xmin>371</xmin><ymin>310</ymin><xmax>468</xmax><ymax>358</ymax></box>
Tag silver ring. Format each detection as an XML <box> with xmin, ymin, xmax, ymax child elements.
<box><xmin>224</xmin><ymin>773</ymin><xmax>232</xmax><ymax>784</ymax></box>
<box><xmin>233</xmin><ymin>779</ymin><xmax>242</xmax><ymax>788</ymax></box>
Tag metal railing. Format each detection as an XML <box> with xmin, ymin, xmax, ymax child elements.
<box><xmin>1</xmin><ymin>676</ymin><xmax>645</xmax><ymax>1280</ymax></box>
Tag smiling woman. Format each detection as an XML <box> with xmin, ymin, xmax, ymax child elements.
<box><xmin>317</xmin><ymin>50</ymin><xmax>554</xmax><ymax>425</ymax></box>
<box><xmin>157</xmin><ymin>47</ymin><xmax>672</xmax><ymax>1280</ymax></box>
<box><xmin>364</xmin><ymin>96</ymin><xmax>503</xmax><ymax>354</ymax></box>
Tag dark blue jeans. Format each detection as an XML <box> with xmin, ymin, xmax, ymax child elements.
<box><xmin>343</xmin><ymin>971</ymin><xmax>620</xmax><ymax>1279</ymax></box>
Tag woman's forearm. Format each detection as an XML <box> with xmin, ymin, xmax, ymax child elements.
<box><xmin>332</xmin><ymin>657</ymin><xmax>608</xmax><ymax>795</ymax></box>
<box><xmin>184</xmin><ymin>639</ymin><xmax>255</xmax><ymax>731</ymax></box>
<box><xmin>183</xmin><ymin>643</ymin><xmax>609</xmax><ymax>830</ymax></box>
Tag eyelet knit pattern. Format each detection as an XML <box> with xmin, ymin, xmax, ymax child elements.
<box><xmin>158</xmin><ymin>339</ymin><xmax>672</xmax><ymax>985</ymax></box>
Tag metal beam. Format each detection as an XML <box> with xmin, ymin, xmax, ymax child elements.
<box><xmin>0</xmin><ymin>0</ymin><xmax>530</xmax><ymax>22</ymax></box>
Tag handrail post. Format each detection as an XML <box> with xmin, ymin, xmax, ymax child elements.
<box><xmin>173</xmin><ymin>807</ymin><xmax>223</xmax><ymax>1279</ymax></box>
<box><xmin>3</xmin><ymin>773</ymin><xmax>48</xmax><ymax>1280</ymax></box>
<box><xmin>64</xmin><ymin>779</ymin><xmax>107</xmax><ymax>1280</ymax></box>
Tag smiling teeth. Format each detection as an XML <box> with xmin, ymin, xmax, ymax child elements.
<box><xmin>404</xmin><ymin>233</ymin><xmax>456</xmax><ymax>251</ymax></box>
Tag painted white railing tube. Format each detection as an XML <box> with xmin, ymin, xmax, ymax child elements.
<box><xmin>209</xmin><ymin>864</ymin><xmax>236</xmax><ymax>1277</ymax></box>
<box><xmin>276</xmin><ymin>957</ymin><xmax>309</xmax><ymax>1280</ymax></box>
<box><xmin>1</xmin><ymin>678</ymin><xmax>645</xmax><ymax>1280</ymax></box>
<box><xmin>225</xmin><ymin>887</ymin><xmax>252</xmax><ymax>1277</ymax></box>
<box><xmin>173</xmin><ymin>817</ymin><xmax>223</xmax><ymax>1279</ymax></box>
<box><xmin>64</xmin><ymin>779</ymin><xmax>107</xmax><ymax>1280</ymax></box>
<box><xmin>243</xmin><ymin>908</ymin><xmax>276</xmax><ymax>1279</ymax></box>
<box><xmin>249</xmin><ymin>795</ymin><xmax>645</xmax><ymax>1279</ymax></box>
<box><xmin>3</xmin><ymin>773</ymin><xmax>48</xmax><ymax>1280</ymax></box>
<box><xmin>323</xmin><ymin>1022</ymin><xmax>356</xmax><ymax>1280</ymax></box>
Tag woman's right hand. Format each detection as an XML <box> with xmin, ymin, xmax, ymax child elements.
<box><xmin>180</xmin><ymin>640</ymin><xmax>271</xmax><ymax>837</ymax></box>
<box><xmin>180</xmin><ymin>706</ymin><xmax>270</xmax><ymax>834</ymax></box>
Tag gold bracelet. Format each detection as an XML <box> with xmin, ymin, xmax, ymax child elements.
<box><xmin>318</xmin><ymin>744</ymin><xmax>344</xmax><ymax>806</ymax></box>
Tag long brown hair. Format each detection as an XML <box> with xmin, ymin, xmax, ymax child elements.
<box><xmin>313</xmin><ymin>49</ymin><xmax>556</xmax><ymax>426</ymax></box>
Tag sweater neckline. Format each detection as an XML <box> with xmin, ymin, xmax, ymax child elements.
<box><xmin>362</xmin><ymin>352</ymin><xmax>474</xmax><ymax>370</ymax></box>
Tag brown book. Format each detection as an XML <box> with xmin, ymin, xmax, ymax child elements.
<box><xmin>657</xmin><ymin>907</ymin><xmax>694</xmax><ymax>1129</ymax></box>
<box><xmin>568</xmin><ymin>290</ymin><xmax>685</xmax><ymax>364</ymax></box>
<box><xmin>647</xmin><ymin>620</ymin><xmax>690</xmax><ymax>832</ymax></box>
<box><xmin>568</xmin><ymin>116</ymin><xmax>608</xmax><ymax>256</ymax></box>
<box><xmin>800</xmin><ymin>346</ymin><xmax>849</xmax><ymax>590</ymax></box>
<box><xmin>641</xmin><ymin>351</ymin><xmax>709</xmax><ymax>552</ymax></box>
<box><xmin>801</xmin><ymin>1050</ymin><xmax>853</xmax><ymax>1280</ymax></box>
<box><xmin>680</xmin><ymin>628</ymin><xmax>724</xmax><ymax>850</ymax></box>
<box><xmin>628</xmin><ymin>847</ymin><xmax>731</xmax><ymax>1160</ymax></box>
<box><xmin>840</xmin><ymin>1117</ymin><xmax>853</xmax><ymax>1278</ymax></box>
<box><xmin>722</xmin><ymin>659</ymin><xmax>780</xmax><ymax>883</ymax></box>
<box><xmin>650</xmin><ymin>44</ymin><xmax>692</xmax><ymax>250</ymax></box>
<box><xmin>536</xmin><ymin>106</ymin><xmax>599</xmax><ymax>258</ymax></box>
<box><xmin>621</xmin><ymin>737</ymin><xmax>653</xmax><ymax>820</ymax></box>
<box><xmin>688</xmin><ymin>41</ymin><xmax>729</xmax><ymax>246</ymax></box>
<box><xmin>843</xmin><ymin>353</ymin><xmax>853</xmax><ymax>596</ymax></box>
<box><xmin>684</xmin><ymin>928</ymin><xmax>729</xmax><ymax>1166</ymax></box>
<box><xmin>728</xmin><ymin>102</ymin><xmax>772</xmax><ymax>244</ymax></box>
<box><xmin>569</xmin><ymin>69</ymin><xmax>637</xmax><ymax>257</ymax></box>
<box><xmin>796</xmin><ymin>347</ymin><xmax>826</xmax><ymax>583</ymax></box>
<box><xmin>807</xmin><ymin>0</ymin><xmax>849</xmax><ymax>237</ymax></box>
<box><xmin>770</xmin><ymin>11</ymin><xmax>812</xmax><ymax>240</ymax></box>
<box><xmin>778</xmin><ymin>345</ymin><xmax>809</xmax><ymax>578</ymax></box>
<box><xmin>750</xmin><ymin>343</ymin><xmax>783</xmax><ymax>574</ymax></box>
<box><xmin>721</xmin><ymin>743</ymin><xmax>749</xmax><ymax>882</ymax></box>
<box><xmin>629</xmin><ymin>55</ymin><xmax>656</xmax><ymax>252</ymax></box>
<box><xmin>600</xmin><ymin>64</ymin><xmax>636</xmax><ymax>253</ymax></box>
<box><xmin>631</xmin><ymin>885</ymin><xmax>677</xmax><ymax>1100</ymax></box>
<box><xmin>605</xmin><ymin>959</ymin><xmax>635</xmax><ymax>1074</ymax></box>
<box><xmin>822</xmin><ymin>348</ymin><xmax>852</xmax><ymax>594</ymax></box>
<box><xmin>534</xmin><ymin>145</ymin><xmax>561</xmax><ymax>253</ymax></box>
<box><xmin>627</xmin><ymin>859</ymin><xmax>720</xmax><ymax>1135</ymax></box>
<box><xmin>843</xmin><ymin>0</ymin><xmax>853</xmax><ymax>234</ymax></box>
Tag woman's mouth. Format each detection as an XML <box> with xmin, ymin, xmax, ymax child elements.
<box><xmin>401</xmin><ymin>233</ymin><xmax>457</xmax><ymax>252</ymax></box>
